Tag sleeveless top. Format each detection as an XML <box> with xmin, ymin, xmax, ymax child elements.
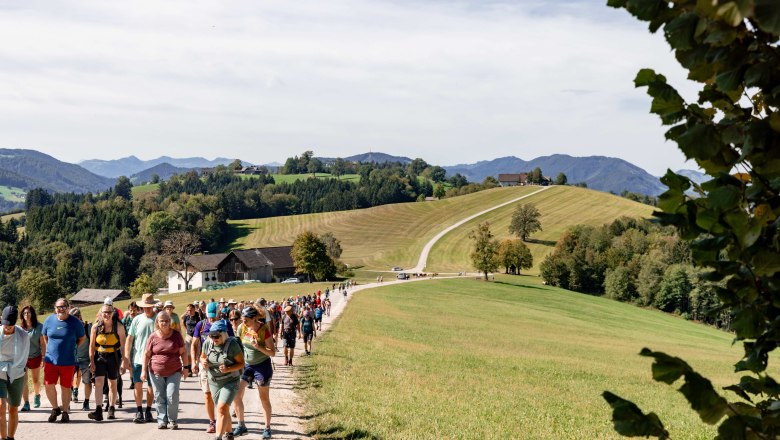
<box><xmin>95</xmin><ymin>324</ymin><xmax>120</xmax><ymax>353</ymax></box>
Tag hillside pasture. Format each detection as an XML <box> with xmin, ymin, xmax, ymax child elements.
<box><xmin>301</xmin><ymin>276</ymin><xmax>742</xmax><ymax>439</ymax></box>
<box><xmin>426</xmin><ymin>185</ymin><xmax>655</xmax><ymax>274</ymax></box>
<box><xmin>0</xmin><ymin>185</ymin><xmax>26</xmax><ymax>202</ymax></box>
<box><xmin>263</xmin><ymin>173</ymin><xmax>360</xmax><ymax>184</ymax></box>
<box><xmin>131</xmin><ymin>183</ymin><xmax>160</xmax><ymax>197</ymax></box>
<box><xmin>228</xmin><ymin>186</ymin><xmax>543</xmax><ymax>270</ymax></box>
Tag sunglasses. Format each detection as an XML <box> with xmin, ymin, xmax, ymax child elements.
<box><xmin>229</xmin><ymin>318</ymin><xmax>240</xmax><ymax>322</ymax></box>
<box><xmin>55</xmin><ymin>305</ymin><xmax>68</xmax><ymax>310</ymax></box>
<box><xmin>209</xmin><ymin>334</ymin><xmax>223</xmax><ymax>339</ymax></box>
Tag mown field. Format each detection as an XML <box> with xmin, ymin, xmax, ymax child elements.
<box><xmin>230</xmin><ymin>186</ymin><xmax>654</xmax><ymax>272</ymax></box>
<box><xmin>131</xmin><ymin>182</ymin><xmax>160</xmax><ymax>196</ymax></box>
<box><xmin>426</xmin><ymin>185</ymin><xmax>655</xmax><ymax>274</ymax></box>
<box><xmin>264</xmin><ymin>173</ymin><xmax>360</xmax><ymax>184</ymax></box>
<box><xmin>0</xmin><ymin>185</ymin><xmax>26</xmax><ymax>202</ymax></box>
<box><xmin>300</xmin><ymin>276</ymin><xmax>743</xmax><ymax>439</ymax></box>
<box><xmin>229</xmin><ymin>186</ymin><xmax>544</xmax><ymax>270</ymax></box>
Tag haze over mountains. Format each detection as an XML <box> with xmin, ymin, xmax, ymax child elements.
<box><xmin>0</xmin><ymin>148</ymin><xmax>706</xmax><ymax>214</ymax></box>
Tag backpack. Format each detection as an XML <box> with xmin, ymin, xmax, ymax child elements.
<box><xmin>302</xmin><ymin>317</ymin><xmax>313</xmax><ymax>333</ymax></box>
<box><xmin>315</xmin><ymin>308</ymin><xmax>323</xmax><ymax>319</ymax></box>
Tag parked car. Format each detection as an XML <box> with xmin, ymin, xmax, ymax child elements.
<box><xmin>391</xmin><ymin>267</ymin><xmax>403</xmax><ymax>271</ymax></box>
<box><xmin>397</xmin><ymin>273</ymin><xmax>409</xmax><ymax>280</ymax></box>
<box><xmin>281</xmin><ymin>277</ymin><xmax>300</xmax><ymax>284</ymax></box>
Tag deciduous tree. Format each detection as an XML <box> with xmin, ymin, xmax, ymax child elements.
<box><xmin>509</xmin><ymin>203</ymin><xmax>542</xmax><ymax>241</ymax></box>
<box><xmin>161</xmin><ymin>230</ymin><xmax>201</xmax><ymax>291</ymax></box>
<box><xmin>292</xmin><ymin>231</ymin><xmax>335</xmax><ymax>282</ymax></box>
<box><xmin>469</xmin><ymin>222</ymin><xmax>499</xmax><ymax>281</ymax></box>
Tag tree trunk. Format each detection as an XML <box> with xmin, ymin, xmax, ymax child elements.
<box><xmin>483</xmin><ymin>271</ymin><xmax>489</xmax><ymax>281</ymax></box>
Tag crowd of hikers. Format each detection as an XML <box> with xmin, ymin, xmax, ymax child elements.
<box><xmin>0</xmin><ymin>280</ymin><xmax>352</xmax><ymax>440</ymax></box>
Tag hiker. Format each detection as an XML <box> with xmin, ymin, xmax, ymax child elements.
<box><xmin>141</xmin><ymin>311</ymin><xmax>186</xmax><ymax>430</ymax></box>
<box><xmin>232</xmin><ymin>306</ymin><xmax>275</xmax><ymax>439</ymax></box>
<box><xmin>19</xmin><ymin>306</ymin><xmax>45</xmax><ymax>412</ymax></box>
<box><xmin>0</xmin><ymin>306</ymin><xmax>28</xmax><ymax>440</ymax></box>
<box><xmin>182</xmin><ymin>303</ymin><xmax>201</xmax><ymax>377</ymax></box>
<box><xmin>200</xmin><ymin>320</ymin><xmax>244</xmax><ymax>440</ymax></box>
<box><xmin>126</xmin><ymin>293</ymin><xmax>158</xmax><ymax>424</ymax></box>
<box><xmin>192</xmin><ymin>301</ymin><xmax>235</xmax><ymax>434</ymax></box>
<box><xmin>88</xmin><ymin>302</ymin><xmax>128</xmax><ymax>422</ymax></box>
<box><xmin>301</xmin><ymin>310</ymin><xmax>316</xmax><ymax>355</ymax></box>
<box><xmin>314</xmin><ymin>304</ymin><xmax>324</xmax><ymax>331</ymax></box>
<box><xmin>71</xmin><ymin>308</ymin><xmax>92</xmax><ymax>411</ymax></box>
<box><xmin>42</xmin><ymin>298</ymin><xmax>86</xmax><ymax>423</ymax></box>
<box><xmin>163</xmin><ymin>301</ymin><xmax>181</xmax><ymax>333</ymax></box>
<box><xmin>282</xmin><ymin>304</ymin><xmax>301</xmax><ymax>366</ymax></box>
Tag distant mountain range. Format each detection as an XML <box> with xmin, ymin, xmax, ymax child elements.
<box><xmin>444</xmin><ymin>154</ymin><xmax>669</xmax><ymax>196</ymax></box>
<box><xmin>129</xmin><ymin>163</ymin><xmax>196</xmax><ymax>184</ymax></box>
<box><xmin>79</xmin><ymin>155</ymin><xmax>241</xmax><ymax>178</ymax></box>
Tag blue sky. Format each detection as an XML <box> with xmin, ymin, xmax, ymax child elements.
<box><xmin>0</xmin><ymin>0</ymin><xmax>698</xmax><ymax>175</ymax></box>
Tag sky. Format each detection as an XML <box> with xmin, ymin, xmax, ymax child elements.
<box><xmin>0</xmin><ymin>0</ymin><xmax>699</xmax><ymax>176</ymax></box>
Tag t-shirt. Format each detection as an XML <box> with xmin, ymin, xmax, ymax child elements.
<box><xmin>282</xmin><ymin>314</ymin><xmax>299</xmax><ymax>336</ymax></box>
<box><xmin>128</xmin><ymin>313</ymin><xmax>156</xmax><ymax>365</ymax></box>
<box><xmin>238</xmin><ymin>323</ymin><xmax>272</xmax><ymax>365</ymax></box>
<box><xmin>42</xmin><ymin>314</ymin><xmax>86</xmax><ymax>366</ymax></box>
<box><xmin>146</xmin><ymin>330</ymin><xmax>184</xmax><ymax>377</ymax></box>
<box><xmin>193</xmin><ymin>319</ymin><xmax>234</xmax><ymax>345</ymax></box>
<box><xmin>301</xmin><ymin>317</ymin><xmax>314</xmax><ymax>334</ymax></box>
<box><xmin>25</xmin><ymin>323</ymin><xmax>43</xmax><ymax>358</ymax></box>
<box><xmin>169</xmin><ymin>312</ymin><xmax>181</xmax><ymax>332</ymax></box>
<box><xmin>75</xmin><ymin>323</ymin><xmax>91</xmax><ymax>363</ymax></box>
<box><xmin>183</xmin><ymin>314</ymin><xmax>201</xmax><ymax>337</ymax></box>
<box><xmin>202</xmin><ymin>337</ymin><xmax>242</xmax><ymax>386</ymax></box>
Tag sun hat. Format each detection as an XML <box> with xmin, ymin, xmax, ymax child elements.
<box><xmin>241</xmin><ymin>307</ymin><xmax>258</xmax><ymax>319</ymax></box>
<box><xmin>228</xmin><ymin>299</ymin><xmax>237</xmax><ymax>305</ymax></box>
<box><xmin>164</xmin><ymin>300</ymin><xmax>175</xmax><ymax>309</ymax></box>
<box><xmin>103</xmin><ymin>297</ymin><xmax>113</xmax><ymax>306</ymax></box>
<box><xmin>284</xmin><ymin>305</ymin><xmax>293</xmax><ymax>312</ymax></box>
<box><xmin>193</xmin><ymin>300</ymin><xmax>200</xmax><ymax>306</ymax></box>
<box><xmin>206</xmin><ymin>302</ymin><xmax>218</xmax><ymax>318</ymax></box>
<box><xmin>209</xmin><ymin>320</ymin><xmax>227</xmax><ymax>333</ymax></box>
<box><xmin>137</xmin><ymin>293</ymin><xmax>156</xmax><ymax>308</ymax></box>
<box><xmin>1</xmin><ymin>306</ymin><xmax>18</xmax><ymax>326</ymax></box>
<box><xmin>219</xmin><ymin>297</ymin><xmax>226</xmax><ymax>303</ymax></box>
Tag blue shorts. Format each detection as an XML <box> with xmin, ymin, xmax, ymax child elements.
<box><xmin>132</xmin><ymin>363</ymin><xmax>152</xmax><ymax>386</ymax></box>
<box><xmin>241</xmin><ymin>358</ymin><xmax>273</xmax><ymax>387</ymax></box>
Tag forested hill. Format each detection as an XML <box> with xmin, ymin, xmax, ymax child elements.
<box><xmin>129</xmin><ymin>163</ymin><xmax>195</xmax><ymax>184</ymax></box>
<box><xmin>79</xmin><ymin>155</ymin><xmax>239</xmax><ymax>178</ymax></box>
<box><xmin>444</xmin><ymin>154</ymin><xmax>666</xmax><ymax>195</ymax></box>
<box><xmin>0</xmin><ymin>149</ymin><xmax>115</xmax><ymax>194</ymax></box>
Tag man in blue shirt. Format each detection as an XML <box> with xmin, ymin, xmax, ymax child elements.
<box><xmin>42</xmin><ymin>298</ymin><xmax>86</xmax><ymax>423</ymax></box>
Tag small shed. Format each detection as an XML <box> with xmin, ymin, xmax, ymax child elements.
<box><xmin>70</xmin><ymin>289</ymin><xmax>130</xmax><ymax>306</ymax></box>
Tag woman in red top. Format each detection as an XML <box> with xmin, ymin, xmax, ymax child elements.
<box><xmin>141</xmin><ymin>311</ymin><xmax>186</xmax><ymax>430</ymax></box>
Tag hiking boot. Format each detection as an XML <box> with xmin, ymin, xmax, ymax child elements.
<box><xmin>33</xmin><ymin>394</ymin><xmax>41</xmax><ymax>408</ymax></box>
<box><xmin>207</xmin><ymin>420</ymin><xmax>216</xmax><ymax>433</ymax></box>
<box><xmin>82</xmin><ymin>401</ymin><xmax>90</xmax><ymax>411</ymax></box>
<box><xmin>72</xmin><ymin>388</ymin><xmax>79</xmax><ymax>402</ymax></box>
<box><xmin>171</xmin><ymin>421</ymin><xmax>179</xmax><ymax>430</ymax></box>
<box><xmin>262</xmin><ymin>427</ymin><xmax>272</xmax><ymax>439</ymax></box>
<box><xmin>48</xmin><ymin>407</ymin><xmax>61</xmax><ymax>423</ymax></box>
<box><xmin>222</xmin><ymin>432</ymin><xmax>235</xmax><ymax>440</ymax></box>
<box><xmin>145</xmin><ymin>409</ymin><xmax>154</xmax><ymax>423</ymax></box>
<box><xmin>133</xmin><ymin>410</ymin><xmax>145</xmax><ymax>424</ymax></box>
<box><xmin>20</xmin><ymin>401</ymin><xmax>30</xmax><ymax>412</ymax></box>
<box><xmin>103</xmin><ymin>401</ymin><xmax>109</xmax><ymax>412</ymax></box>
<box><xmin>88</xmin><ymin>407</ymin><xmax>103</xmax><ymax>421</ymax></box>
<box><xmin>158</xmin><ymin>422</ymin><xmax>168</xmax><ymax>429</ymax></box>
<box><xmin>232</xmin><ymin>423</ymin><xmax>248</xmax><ymax>436</ymax></box>
<box><xmin>107</xmin><ymin>406</ymin><xmax>116</xmax><ymax>420</ymax></box>
<box><xmin>60</xmin><ymin>411</ymin><xmax>70</xmax><ymax>423</ymax></box>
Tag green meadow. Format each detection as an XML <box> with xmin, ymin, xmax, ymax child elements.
<box><xmin>131</xmin><ymin>182</ymin><xmax>160</xmax><ymax>196</ymax></box>
<box><xmin>300</xmin><ymin>276</ymin><xmax>743</xmax><ymax>439</ymax></box>
<box><xmin>0</xmin><ymin>185</ymin><xmax>26</xmax><ymax>202</ymax></box>
<box><xmin>266</xmin><ymin>173</ymin><xmax>360</xmax><ymax>184</ymax></box>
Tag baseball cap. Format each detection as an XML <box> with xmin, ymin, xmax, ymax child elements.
<box><xmin>206</xmin><ymin>302</ymin><xmax>218</xmax><ymax>318</ymax></box>
<box><xmin>1</xmin><ymin>306</ymin><xmax>18</xmax><ymax>326</ymax></box>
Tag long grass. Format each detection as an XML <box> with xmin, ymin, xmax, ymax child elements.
<box><xmin>426</xmin><ymin>185</ymin><xmax>655</xmax><ymax>274</ymax></box>
<box><xmin>299</xmin><ymin>276</ymin><xmax>744</xmax><ymax>439</ymax></box>
<box><xmin>229</xmin><ymin>186</ymin><xmax>544</xmax><ymax>270</ymax></box>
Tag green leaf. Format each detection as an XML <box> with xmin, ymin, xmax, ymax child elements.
<box><xmin>716</xmin><ymin>415</ymin><xmax>748</xmax><ymax>440</ymax></box>
<box><xmin>679</xmin><ymin>371</ymin><xmax>730</xmax><ymax>424</ymax></box>
<box><xmin>635</xmin><ymin>68</ymin><xmax>659</xmax><ymax>87</ymax></box>
<box><xmin>664</xmin><ymin>13</ymin><xmax>698</xmax><ymax>50</ymax></box>
<box><xmin>677</xmin><ymin>124</ymin><xmax>722</xmax><ymax>161</ymax></box>
<box><xmin>716</xmin><ymin>67</ymin><xmax>744</xmax><ymax>93</ymax></box>
<box><xmin>716</xmin><ymin>2</ymin><xmax>745</xmax><ymax>27</ymax></box>
<box><xmin>708</xmin><ymin>185</ymin><xmax>742</xmax><ymax>210</ymax></box>
<box><xmin>754</xmin><ymin>0</ymin><xmax>780</xmax><ymax>35</ymax></box>
<box><xmin>602</xmin><ymin>392</ymin><xmax>670</xmax><ymax>439</ymax></box>
<box><xmin>723</xmin><ymin>384</ymin><xmax>752</xmax><ymax>402</ymax></box>
<box><xmin>607</xmin><ymin>0</ymin><xmax>627</xmax><ymax>8</ymax></box>
<box><xmin>770</xmin><ymin>113</ymin><xmax>780</xmax><ymax>133</ymax></box>
<box><xmin>753</xmin><ymin>249</ymin><xmax>780</xmax><ymax>276</ymax></box>
<box><xmin>625</xmin><ymin>0</ymin><xmax>666</xmax><ymax>21</ymax></box>
<box><xmin>732</xmin><ymin>307</ymin><xmax>764</xmax><ymax>340</ymax></box>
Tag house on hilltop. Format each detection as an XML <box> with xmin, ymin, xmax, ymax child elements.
<box><xmin>167</xmin><ymin>246</ymin><xmax>296</xmax><ymax>293</ymax></box>
<box><xmin>498</xmin><ymin>173</ymin><xmax>528</xmax><ymax>187</ymax></box>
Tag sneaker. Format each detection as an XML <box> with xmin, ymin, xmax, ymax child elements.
<box><xmin>82</xmin><ymin>401</ymin><xmax>90</xmax><ymax>411</ymax></box>
<box><xmin>20</xmin><ymin>401</ymin><xmax>30</xmax><ymax>412</ymax></box>
<box><xmin>158</xmin><ymin>422</ymin><xmax>168</xmax><ymax>429</ymax></box>
<box><xmin>33</xmin><ymin>394</ymin><xmax>41</xmax><ymax>408</ymax></box>
<box><xmin>232</xmin><ymin>424</ymin><xmax>248</xmax><ymax>436</ymax></box>
<box><xmin>262</xmin><ymin>428</ymin><xmax>272</xmax><ymax>439</ymax></box>
<box><xmin>145</xmin><ymin>409</ymin><xmax>154</xmax><ymax>423</ymax></box>
<box><xmin>107</xmin><ymin>406</ymin><xmax>116</xmax><ymax>420</ymax></box>
<box><xmin>223</xmin><ymin>432</ymin><xmax>235</xmax><ymax>440</ymax></box>
<box><xmin>72</xmin><ymin>389</ymin><xmax>79</xmax><ymax>402</ymax></box>
<box><xmin>133</xmin><ymin>410</ymin><xmax>145</xmax><ymax>424</ymax></box>
<box><xmin>48</xmin><ymin>407</ymin><xmax>61</xmax><ymax>423</ymax></box>
<box><xmin>207</xmin><ymin>420</ymin><xmax>216</xmax><ymax>433</ymax></box>
<box><xmin>88</xmin><ymin>407</ymin><xmax>103</xmax><ymax>421</ymax></box>
<box><xmin>60</xmin><ymin>412</ymin><xmax>70</xmax><ymax>423</ymax></box>
<box><xmin>171</xmin><ymin>421</ymin><xmax>179</xmax><ymax>430</ymax></box>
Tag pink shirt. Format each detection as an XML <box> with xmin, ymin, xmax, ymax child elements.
<box><xmin>145</xmin><ymin>330</ymin><xmax>184</xmax><ymax>377</ymax></box>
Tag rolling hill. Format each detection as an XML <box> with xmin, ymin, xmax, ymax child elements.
<box><xmin>129</xmin><ymin>162</ymin><xmax>195</xmax><ymax>184</ymax></box>
<box><xmin>444</xmin><ymin>154</ymin><xmax>666</xmax><ymax>196</ymax></box>
<box><xmin>79</xmin><ymin>155</ymin><xmax>241</xmax><ymax>178</ymax></box>
<box><xmin>228</xmin><ymin>185</ymin><xmax>655</xmax><ymax>273</ymax></box>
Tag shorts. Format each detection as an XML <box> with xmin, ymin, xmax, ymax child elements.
<box><xmin>132</xmin><ymin>364</ymin><xmax>152</xmax><ymax>386</ymax></box>
<box><xmin>0</xmin><ymin>377</ymin><xmax>24</xmax><ymax>407</ymax></box>
<box><xmin>283</xmin><ymin>333</ymin><xmax>296</xmax><ymax>349</ymax></box>
<box><xmin>303</xmin><ymin>332</ymin><xmax>314</xmax><ymax>343</ymax></box>
<box><xmin>78</xmin><ymin>360</ymin><xmax>93</xmax><ymax>385</ymax></box>
<box><xmin>241</xmin><ymin>359</ymin><xmax>273</xmax><ymax>387</ymax></box>
<box><xmin>43</xmin><ymin>363</ymin><xmax>76</xmax><ymax>388</ymax></box>
<box><xmin>314</xmin><ymin>316</ymin><xmax>322</xmax><ymax>322</ymax></box>
<box><xmin>183</xmin><ymin>335</ymin><xmax>193</xmax><ymax>366</ymax></box>
<box><xmin>26</xmin><ymin>355</ymin><xmax>42</xmax><ymax>370</ymax></box>
<box><xmin>94</xmin><ymin>352</ymin><xmax>120</xmax><ymax>380</ymax></box>
<box><xmin>199</xmin><ymin>368</ymin><xmax>210</xmax><ymax>394</ymax></box>
<box><xmin>209</xmin><ymin>378</ymin><xmax>239</xmax><ymax>405</ymax></box>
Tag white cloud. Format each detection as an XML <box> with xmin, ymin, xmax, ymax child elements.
<box><xmin>0</xmin><ymin>0</ymin><xmax>697</xmax><ymax>174</ymax></box>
